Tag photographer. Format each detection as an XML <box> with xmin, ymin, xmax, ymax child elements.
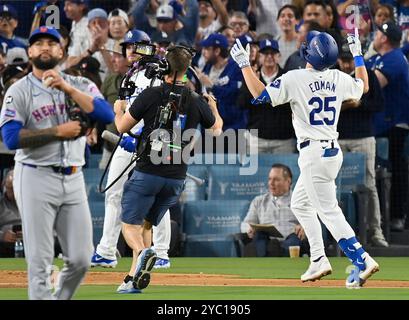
<box><xmin>91</xmin><ymin>30</ymin><xmax>177</xmax><ymax>294</ymax></box>
<box><xmin>0</xmin><ymin>26</ymin><xmax>114</xmax><ymax>300</ymax></box>
<box><xmin>114</xmin><ymin>45</ymin><xmax>223</xmax><ymax>292</ymax></box>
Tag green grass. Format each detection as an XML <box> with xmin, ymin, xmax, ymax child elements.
<box><xmin>1</xmin><ymin>257</ymin><xmax>409</xmax><ymax>299</ymax></box>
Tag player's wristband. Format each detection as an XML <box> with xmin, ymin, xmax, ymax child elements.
<box><xmin>354</xmin><ymin>56</ymin><xmax>365</xmax><ymax>67</ymax></box>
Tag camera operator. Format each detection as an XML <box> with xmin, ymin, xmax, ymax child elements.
<box><xmin>0</xmin><ymin>26</ymin><xmax>114</xmax><ymax>300</ymax></box>
<box><xmin>114</xmin><ymin>45</ymin><xmax>223</xmax><ymax>292</ymax></box>
<box><xmin>92</xmin><ymin>30</ymin><xmax>178</xmax><ymax>294</ymax></box>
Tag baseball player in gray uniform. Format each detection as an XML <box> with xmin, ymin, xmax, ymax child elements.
<box><xmin>231</xmin><ymin>31</ymin><xmax>379</xmax><ymax>288</ymax></box>
<box><xmin>0</xmin><ymin>26</ymin><xmax>114</xmax><ymax>300</ymax></box>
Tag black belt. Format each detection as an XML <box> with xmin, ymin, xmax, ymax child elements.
<box><xmin>300</xmin><ymin>140</ymin><xmax>332</xmax><ymax>149</ymax></box>
<box><xmin>22</xmin><ymin>163</ymin><xmax>80</xmax><ymax>175</ymax></box>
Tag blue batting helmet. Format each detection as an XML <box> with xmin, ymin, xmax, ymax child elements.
<box><xmin>300</xmin><ymin>32</ymin><xmax>338</xmax><ymax>71</ymax></box>
<box><xmin>120</xmin><ymin>29</ymin><xmax>151</xmax><ymax>57</ymax></box>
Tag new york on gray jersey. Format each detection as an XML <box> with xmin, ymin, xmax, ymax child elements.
<box><xmin>0</xmin><ymin>72</ymin><xmax>103</xmax><ymax>166</ymax></box>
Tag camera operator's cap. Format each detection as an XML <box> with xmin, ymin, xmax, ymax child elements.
<box><xmin>6</xmin><ymin>47</ymin><xmax>28</xmax><ymax>65</ymax></box>
<box><xmin>200</xmin><ymin>33</ymin><xmax>228</xmax><ymax>49</ymax></box>
<box><xmin>259</xmin><ymin>39</ymin><xmax>280</xmax><ymax>53</ymax></box>
<box><xmin>377</xmin><ymin>20</ymin><xmax>402</xmax><ymax>42</ymax></box>
<box><xmin>238</xmin><ymin>34</ymin><xmax>254</xmax><ymax>48</ymax></box>
<box><xmin>88</xmin><ymin>8</ymin><xmax>108</xmax><ymax>23</ymax></box>
<box><xmin>0</xmin><ymin>4</ymin><xmax>18</xmax><ymax>19</ymax></box>
<box><xmin>29</xmin><ymin>26</ymin><xmax>62</xmax><ymax>46</ymax></box>
<box><xmin>108</xmin><ymin>8</ymin><xmax>129</xmax><ymax>26</ymax></box>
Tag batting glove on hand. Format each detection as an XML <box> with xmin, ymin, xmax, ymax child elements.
<box><xmin>120</xmin><ymin>136</ymin><xmax>137</xmax><ymax>153</ymax></box>
<box><xmin>347</xmin><ymin>34</ymin><xmax>362</xmax><ymax>57</ymax></box>
<box><xmin>230</xmin><ymin>39</ymin><xmax>251</xmax><ymax>69</ymax></box>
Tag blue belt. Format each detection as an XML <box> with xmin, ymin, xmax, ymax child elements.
<box><xmin>300</xmin><ymin>140</ymin><xmax>331</xmax><ymax>149</ymax></box>
<box><xmin>22</xmin><ymin>163</ymin><xmax>80</xmax><ymax>175</ymax></box>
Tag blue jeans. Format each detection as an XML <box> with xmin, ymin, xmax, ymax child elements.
<box><xmin>121</xmin><ymin>170</ymin><xmax>185</xmax><ymax>226</ymax></box>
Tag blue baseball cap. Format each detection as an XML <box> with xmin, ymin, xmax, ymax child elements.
<box><xmin>200</xmin><ymin>33</ymin><xmax>228</xmax><ymax>49</ymax></box>
<box><xmin>0</xmin><ymin>4</ymin><xmax>18</xmax><ymax>19</ymax></box>
<box><xmin>377</xmin><ymin>20</ymin><xmax>402</xmax><ymax>43</ymax></box>
<box><xmin>29</xmin><ymin>26</ymin><xmax>62</xmax><ymax>46</ymax></box>
<box><xmin>259</xmin><ymin>39</ymin><xmax>280</xmax><ymax>53</ymax></box>
<box><xmin>87</xmin><ymin>8</ymin><xmax>108</xmax><ymax>23</ymax></box>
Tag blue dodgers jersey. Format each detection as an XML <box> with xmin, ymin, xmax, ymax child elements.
<box><xmin>203</xmin><ymin>59</ymin><xmax>247</xmax><ymax>130</ymax></box>
<box><xmin>0</xmin><ymin>35</ymin><xmax>27</xmax><ymax>53</ymax></box>
<box><xmin>366</xmin><ymin>49</ymin><xmax>409</xmax><ymax>135</ymax></box>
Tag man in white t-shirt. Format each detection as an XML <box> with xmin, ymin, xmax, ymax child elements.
<box><xmin>197</xmin><ymin>0</ymin><xmax>228</xmax><ymax>43</ymax></box>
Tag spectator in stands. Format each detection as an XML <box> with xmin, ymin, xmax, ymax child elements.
<box><xmin>99</xmin><ymin>43</ymin><xmax>127</xmax><ymax>169</ymax></box>
<box><xmin>196</xmin><ymin>33</ymin><xmax>246</xmax><ymax>132</ymax></box>
<box><xmin>337</xmin><ymin>0</ymin><xmax>375</xmax><ymax>35</ymax></box>
<box><xmin>229</xmin><ymin>11</ymin><xmax>250</xmax><ymax>38</ymax></box>
<box><xmin>303</xmin><ymin>0</ymin><xmax>343</xmax><ymax>49</ymax></box>
<box><xmin>57</xmin><ymin>26</ymin><xmax>71</xmax><ymax>71</ymax></box>
<box><xmin>367</xmin><ymin>20</ymin><xmax>409</xmax><ymax>232</ymax></box>
<box><xmin>364</xmin><ymin>4</ymin><xmax>394</xmax><ymax>60</ymax></box>
<box><xmin>397</xmin><ymin>0</ymin><xmax>409</xmax><ymax>44</ymax></box>
<box><xmin>196</xmin><ymin>0</ymin><xmax>229</xmax><ymax>43</ymax></box>
<box><xmin>276</xmin><ymin>4</ymin><xmax>299</xmax><ymax>68</ymax></box>
<box><xmin>219</xmin><ymin>25</ymin><xmax>236</xmax><ymax>48</ymax></box>
<box><xmin>108</xmin><ymin>8</ymin><xmax>130</xmax><ymax>45</ymax></box>
<box><xmin>249</xmin><ymin>0</ymin><xmax>291</xmax><ymax>38</ymax></box>
<box><xmin>82</xmin><ymin>8</ymin><xmax>115</xmax><ymax>80</ymax></box>
<box><xmin>0</xmin><ymin>4</ymin><xmax>27</xmax><ymax>53</ymax></box>
<box><xmin>284</xmin><ymin>20</ymin><xmax>323</xmax><ymax>72</ymax></box>
<box><xmin>0</xmin><ymin>169</ymin><xmax>21</xmax><ymax>257</ymax></box>
<box><xmin>129</xmin><ymin>0</ymin><xmax>164</xmax><ymax>36</ymax></box>
<box><xmin>337</xmin><ymin>43</ymin><xmax>388</xmax><ymax>247</ymax></box>
<box><xmin>240</xmin><ymin>164</ymin><xmax>307</xmax><ymax>257</ymax></box>
<box><xmin>65</xmin><ymin>0</ymin><xmax>90</xmax><ymax>68</ymax></box>
<box><xmin>5</xmin><ymin>47</ymin><xmax>28</xmax><ymax>68</ymax></box>
<box><xmin>238</xmin><ymin>39</ymin><xmax>295</xmax><ymax>154</ymax></box>
<box><xmin>151</xmin><ymin>3</ymin><xmax>188</xmax><ymax>45</ymax></box>
<box><xmin>0</xmin><ymin>46</ymin><xmax>5</xmax><ymax>74</ymax></box>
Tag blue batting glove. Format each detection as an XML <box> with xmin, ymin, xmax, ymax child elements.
<box><xmin>119</xmin><ymin>136</ymin><xmax>137</xmax><ymax>153</ymax></box>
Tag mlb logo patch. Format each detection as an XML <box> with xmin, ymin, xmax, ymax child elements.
<box><xmin>5</xmin><ymin>108</ymin><xmax>16</xmax><ymax>118</ymax></box>
<box><xmin>270</xmin><ymin>79</ymin><xmax>281</xmax><ymax>89</ymax></box>
<box><xmin>5</xmin><ymin>96</ymin><xmax>13</xmax><ymax>104</ymax></box>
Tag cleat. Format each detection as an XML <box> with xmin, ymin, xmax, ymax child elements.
<box><xmin>133</xmin><ymin>248</ymin><xmax>157</xmax><ymax>290</ymax></box>
<box><xmin>117</xmin><ymin>281</ymin><xmax>142</xmax><ymax>294</ymax></box>
<box><xmin>346</xmin><ymin>253</ymin><xmax>379</xmax><ymax>289</ymax></box>
<box><xmin>153</xmin><ymin>258</ymin><xmax>170</xmax><ymax>269</ymax></box>
<box><xmin>301</xmin><ymin>256</ymin><xmax>332</xmax><ymax>282</ymax></box>
<box><xmin>91</xmin><ymin>252</ymin><xmax>117</xmax><ymax>268</ymax></box>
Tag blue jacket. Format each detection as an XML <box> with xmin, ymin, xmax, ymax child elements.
<box><xmin>203</xmin><ymin>59</ymin><xmax>247</xmax><ymax>130</ymax></box>
<box><xmin>131</xmin><ymin>0</ymin><xmax>198</xmax><ymax>46</ymax></box>
<box><xmin>366</xmin><ymin>48</ymin><xmax>409</xmax><ymax>135</ymax></box>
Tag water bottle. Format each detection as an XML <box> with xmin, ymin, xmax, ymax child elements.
<box><xmin>14</xmin><ymin>240</ymin><xmax>24</xmax><ymax>258</ymax></box>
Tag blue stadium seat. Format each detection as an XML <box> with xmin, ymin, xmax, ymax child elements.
<box><xmin>182</xmin><ymin>200</ymin><xmax>250</xmax><ymax>257</ymax></box>
<box><xmin>189</xmin><ymin>153</ymin><xmax>240</xmax><ymax>166</ymax></box>
<box><xmin>376</xmin><ymin>137</ymin><xmax>389</xmax><ymax>162</ymax></box>
<box><xmin>88</xmin><ymin>201</ymin><xmax>105</xmax><ymax>247</ymax></box>
<box><xmin>338</xmin><ymin>152</ymin><xmax>367</xmax><ymax>243</ymax></box>
<box><xmin>338</xmin><ymin>152</ymin><xmax>366</xmax><ymax>187</ymax></box>
<box><xmin>180</xmin><ymin>165</ymin><xmax>207</xmax><ymax>202</ymax></box>
<box><xmin>208</xmin><ymin>165</ymin><xmax>270</xmax><ymax>201</ymax></box>
<box><xmin>247</xmin><ymin>153</ymin><xmax>300</xmax><ymax>182</ymax></box>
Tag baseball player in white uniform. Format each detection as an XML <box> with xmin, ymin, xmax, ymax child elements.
<box><xmin>0</xmin><ymin>26</ymin><xmax>114</xmax><ymax>299</ymax></box>
<box><xmin>230</xmin><ymin>31</ymin><xmax>379</xmax><ymax>288</ymax></box>
<box><xmin>89</xmin><ymin>30</ymin><xmax>172</xmax><ymax>293</ymax></box>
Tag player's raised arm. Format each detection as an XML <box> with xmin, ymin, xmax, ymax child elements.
<box><xmin>347</xmin><ymin>33</ymin><xmax>369</xmax><ymax>93</ymax></box>
<box><xmin>230</xmin><ymin>39</ymin><xmax>266</xmax><ymax>98</ymax></box>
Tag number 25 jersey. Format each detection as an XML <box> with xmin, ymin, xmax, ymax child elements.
<box><xmin>259</xmin><ymin>68</ymin><xmax>364</xmax><ymax>141</ymax></box>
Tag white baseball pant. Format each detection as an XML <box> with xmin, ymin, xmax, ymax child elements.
<box><xmin>96</xmin><ymin>147</ymin><xmax>170</xmax><ymax>260</ymax></box>
<box><xmin>291</xmin><ymin>140</ymin><xmax>356</xmax><ymax>261</ymax></box>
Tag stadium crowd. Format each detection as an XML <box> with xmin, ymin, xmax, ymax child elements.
<box><xmin>0</xmin><ymin>0</ymin><xmax>409</xmax><ymax>258</ymax></box>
